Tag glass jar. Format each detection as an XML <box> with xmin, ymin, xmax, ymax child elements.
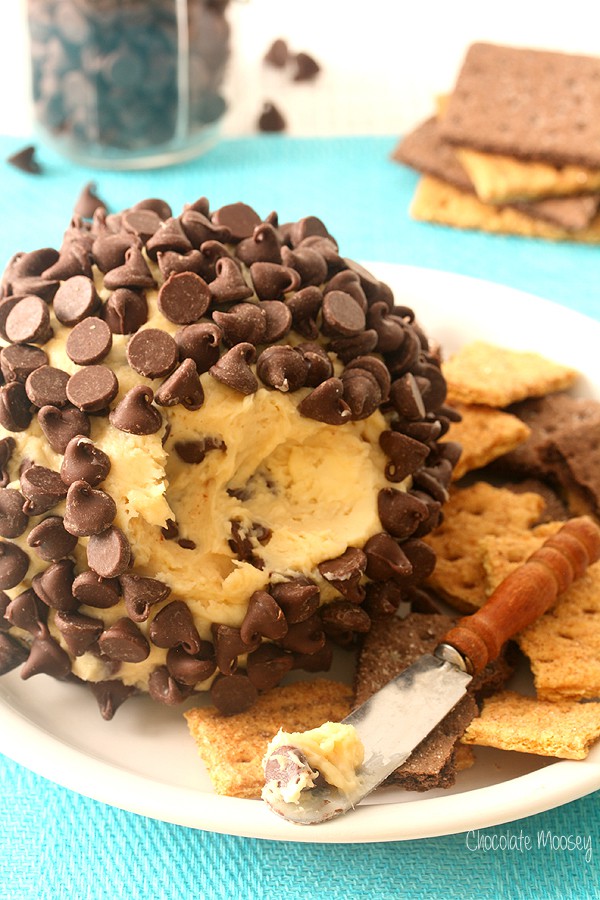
<box><xmin>26</xmin><ymin>0</ymin><xmax>231</xmax><ymax>169</ymax></box>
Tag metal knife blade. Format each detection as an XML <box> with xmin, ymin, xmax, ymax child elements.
<box><xmin>263</xmin><ymin>653</ymin><xmax>472</xmax><ymax>825</ymax></box>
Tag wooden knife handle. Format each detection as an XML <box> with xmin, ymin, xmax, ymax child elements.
<box><xmin>441</xmin><ymin>516</ymin><xmax>600</xmax><ymax>674</ymax></box>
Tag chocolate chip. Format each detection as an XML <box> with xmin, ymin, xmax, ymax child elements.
<box><xmin>54</xmin><ymin>610</ymin><xmax>104</xmax><ymax>656</ymax></box>
<box><xmin>236</xmin><ymin>224</ymin><xmax>282</xmax><ymax>267</ymax></box>
<box><xmin>325</xmin><ymin>270</ymin><xmax>367</xmax><ymax>310</ymax></box>
<box><xmin>87</xmin><ymin>526</ymin><xmax>131</xmax><ymax>578</ymax></box>
<box><xmin>212</xmin><ymin>623</ymin><xmax>259</xmax><ymax>675</ymax></box>
<box><xmin>98</xmin><ymin>617</ymin><xmax>149</xmax><ymax>663</ymax></box>
<box><xmin>210</xmin><ymin>672</ymin><xmax>258</xmax><ymax>715</ymax></box>
<box><xmin>149</xmin><ymin>600</ymin><xmax>201</xmax><ymax>654</ymax></box>
<box><xmin>122</xmin><ymin>208</ymin><xmax>163</xmax><ymax>244</ymax></box>
<box><xmin>157</xmin><ymin>271</ymin><xmax>211</xmax><ymax>325</ymax></box>
<box><xmin>263</xmin><ymin>38</ymin><xmax>288</xmax><ymax>67</ymax></box>
<box><xmin>285</xmin><ymin>286</ymin><xmax>323</xmax><ymax>339</ymax></box>
<box><xmin>258</xmin><ymin>101</ymin><xmax>286</xmax><ymax>132</ymax></box>
<box><xmin>66</xmin><ymin>317</ymin><xmax>113</xmax><ymax>366</ymax></box>
<box><xmin>180</xmin><ymin>209</ymin><xmax>230</xmax><ymax>246</ymax></box>
<box><xmin>0</xmin><ymin>489</ymin><xmax>28</xmax><ymax>538</ymax></box>
<box><xmin>147</xmin><ymin>666</ymin><xmax>193</xmax><ymax>705</ymax></box>
<box><xmin>296</xmin><ymin>342</ymin><xmax>334</xmax><ymax>386</ymax></box>
<box><xmin>364</xmin><ymin>532</ymin><xmax>413</xmax><ymax>581</ymax></box>
<box><xmin>320</xmin><ymin>600</ymin><xmax>370</xmax><ymax>637</ymax></box>
<box><xmin>0</xmin><ymin>541</ymin><xmax>29</xmax><ymax>589</ymax></box>
<box><xmin>213</xmin><ymin>303</ymin><xmax>267</xmax><ymax>347</ymax></box>
<box><xmin>340</xmin><ymin>368</ymin><xmax>382</xmax><ymax>420</ymax></box>
<box><xmin>38</xmin><ymin>404</ymin><xmax>91</xmax><ymax>454</ymax></box>
<box><xmin>89</xmin><ymin>680</ymin><xmax>137</xmax><ymax>721</ymax></box>
<box><xmin>173</xmin><ymin>437</ymin><xmax>225</xmax><ymax>464</ymax></box>
<box><xmin>256</xmin><ymin>345</ymin><xmax>309</xmax><ymax>392</ymax></box>
<box><xmin>377</xmin><ymin>488</ymin><xmax>431</xmax><ymax>540</ymax></box>
<box><xmin>292</xmin><ymin>51</ymin><xmax>321</xmax><ymax>81</ymax></box>
<box><xmin>145</xmin><ymin>217</ymin><xmax>193</xmax><ymax>260</ymax></box>
<box><xmin>367</xmin><ymin>302</ymin><xmax>407</xmax><ymax>353</ymax></box>
<box><xmin>278</xmin><ymin>613</ymin><xmax>325</xmax><ymax>654</ymax></box>
<box><xmin>166</xmin><ymin>643</ymin><xmax>216</xmax><ymax>685</ymax></box>
<box><xmin>5</xmin><ymin>295</ymin><xmax>52</xmax><ymax>345</ymax></box>
<box><xmin>32</xmin><ymin>559</ymin><xmax>77</xmax><ymax>611</ymax></box>
<box><xmin>212</xmin><ymin>202</ymin><xmax>261</xmax><ymax>241</ymax></box>
<box><xmin>328</xmin><ymin>329</ymin><xmax>379</xmax><ymax>364</ymax></box>
<box><xmin>20</xmin><ymin>633</ymin><xmax>71</xmax><ymax>680</ymax></box>
<box><xmin>73</xmin><ymin>182</ymin><xmax>105</xmax><ymax>219</ymax></box>
<box><xmin>209</xmin><ymin>343</ymin><xmax>258</xmax><ymax>395</ymax></box>
<box><xmin>66</xmin><ymin>365</ymin><xmax>119</xmax><ymax>412</ymax></box>
<box><xmin>401</xmin><ymin>538</ymin><xmax>437</xmax><ymax>583</ymax></box>
<box><xmin>25</xmin><ymin>365</ymin><xmax>70</xmax><ymax>408</ymax></box>
<box><xmin>246</xmin><ymin>643</ymin><xmax>293</xmax><ymax>690</ymax></box>
<box><xmin>60</xmin><ymin>436</ymin><xmax>111</xmax><ymax>486</ymax></box>
<box><xmin>27</xmin><ymin>516</ymin><xmax>78</xmax><ymax>562</ymax></box>
<box><xmin>42</xmin><ymin>242</ymin><xmax>92</xmax><ymax>281</ymax></box>
<box><xmin>250</xmin><ymin>262</ymin><xmax>301</xmax><ymax>300</ymax></box>
<box><xmin>120</xmin><ymin>574</ymin><xmax>170</xmax><ymax>622</ymax></box>
<box><xmin>363</xmin><ymin>580</ymin><xmax>404</xmax><ymax>619</ymax></box>
<box><xmin>109</xmin><ymin>385</ymin><xmax>163</xmax><ymax>435</ymax></box>
<box><xmin>103</xmin><ymin>246</ymin><xmax>156</xmax><ymax>290</ymax></box>
<box><xmin>240</xmin><ymin>590</ymin><xmax>288</xmax><ymax>644</ymax></box>
<box><xmin>0</xmin><ymin>344</ymin><xmax>48</xmax><ymax>383</ymax></box>
<box><xmin>175</xmin><ymin>322</ymin><xmax>222</xmax><ymax>373</ymax></box>
<box><xmin>7</xmin><ymin>144</ymin><xmax>42</xmax><ymax>174</ymax></box>
<box><xmin>321</xmin><ymin>290</ymin><xmax>366</xmax><ymax>337</ymax></box>
<box><xmin>270</xmin><ymin>577</ymin><xmax>320</xmax><ymax>624</ymax></box>
<box><xmin>390</xmin><ymin>373</ymin><xmax>426</xmax><ymax>420</ymax></box>
<box><xmin>64</xmin><ymin>480</ymin><xmax>116</xmax><ymax>537</ymax></box>
<box><xmin>126</xmin><ymin>328</ymin><xmax>178</xmax><ymax>379</ymax></box>
<box><xmin>154</xmin><ymin>358</ymin><xmax>204</xmax><ymax>410</ymax></box>
<box><xmin>260</xmin><ymin>301</ymin><xmax>292</xmax><ymax>343</ymax></box>
<box><xmin>318</xmin><ymin>547</ymin><xmax>368</xmax><ymax>602</ymax></box>
<box><xmin>20</xmin><ymin>465</ymin><xmax>68</xmax><ymax>515</ymax></box>
<box><xmin>0</xmin><ymin>632</ymin><xmax>28</xmax><ymax>675</ymax></box>
<box><xmin>281</xmin><ymin>246</ymin><xmax>328</xmax><ymax>287</ymax></box>
<box><xmin>379</xmin><ymin>430</ymin><xmax>429</xmax><ymax>483</ymax></box>
<box><xmin>102</xmin><ymin>288</ymin><xmax>148</xmax><ymax>334</ymax></box>
<box><xmin>291</xmin><ymin>640</ymin><xmax>333</xmax><ymax>673</ymax></box>
<box><xmin>53</xmin><ymin>275</ymin><xmax>101</xmax><ymax>325</ymax></box>
<box><xmin>297</xmin><ymin>377</ymin><xmax>351</xmax><ymax>425</ymax></box>
<box><xmin>92</xmin><ymin>233</ymin><xmax>138</xmax><ymax>274</ymax></box>
<box><xmin>208</xmin><ymin>257</ymin><xmax>254</xmax><ymax>303</ymax></box>
<box><xmin>5</xmin><ymin>588</ymin><xmax>46</xmax><ymax>634</ymax></box>
<box><xmin>72</xmin><ymin>570</ymin><xmax>120</xmax><ymax>608</ymax></box>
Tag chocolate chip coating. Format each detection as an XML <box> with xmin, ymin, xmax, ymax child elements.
<box><xmin>27</xmin><ymin>516</ymin><xmax>78</xmax><ymax>562</ymax></box>
<box><xmin>0</xmin><ymin>343</ymin><xmax>48</xmax><ymax>383</ymax></box>
<box><xmin>87</xmin><ymin>526</ymin><xmax>131</xmax><ymax>578</ymax></box>
<box><xmin>0</xmin><ymin>489</ymin><xmax>28</xmax><ymax>538</ymax></box>
<box><xmin>66</xmin><ymin>317</ymin><xmax>113</xmax><ymax>366</ymax></box>
<box><xmin>157</xmin><ymin>271</ymin><xmax>211</xmax><ymax>325</ymax></box>
<box><xmin>66</xmin><ymin>365</ymin><xmax>119</xmax><ymax>412</ymax></box>
<box><xmin>5</xmin><ymin>295</ymin><xmax>52</xmax><ymax>344</ymax></box>
<box><xmin>60</xmin><ymin>436</ymin><xmax>111</xmax><ymax>487</ymax></box>
<box><xmin>53</xmin><ymin>275</ymin><xmax>100</xmax><ymax>325</ymax></box>
<box><xmin>0</xmin><ymin>541</ymin><xmax>29</xmax><ymax>589</ymax></box>
<box><xmin>25</xmin><ymin>366</ymin><xmax>70</xmax><ymax>408</ymax></box>
<box><xmin>109</xmin><ymin>385</ymin><xmax>163</xmax><ymax>435</ymax></box>
<box><xmin>38</xmin><ymin>405</ymin><xmax>91</xmax><ymax>454</ymax></box>
<box><xmin>126</xmin><ymin>328</ymin><xmax>178</xmax><ymax>379</ymax></box>
<box><xmin>98</xmin><ymin>617</ymin><xmax>149</xmax><ymax>663</ymax></box>
<box><xmin>64</xmin><ymin>480</ymin><xmax>117</xmax><ymax>537</ymax></box>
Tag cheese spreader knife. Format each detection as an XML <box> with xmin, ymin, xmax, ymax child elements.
<box><xmin>262</xmin><ymin>516</ymin><xmax>600</xmax><ymax>825</ymax></box>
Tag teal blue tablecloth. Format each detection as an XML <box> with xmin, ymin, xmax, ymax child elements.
<box><xmin>0</xmin><ymin>135</ymin><xmax>598</xmax><ymax>900</ymax></box>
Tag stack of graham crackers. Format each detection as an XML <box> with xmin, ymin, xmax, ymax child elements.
<box><xmin>393</xmin><ymin>42</ymin><xmax>600</xmax><ymax>241</ymax></box>
<box><xmin>185</xmin><ymin>341</ymin><xmax>600</xmax><ymax>801</ymax></box>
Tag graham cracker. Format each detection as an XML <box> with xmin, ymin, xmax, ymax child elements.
<box><xmin>462</xmin><ymin>690</ymin><xmax>600</xmax><ymax>759</ymax></box>
<box><xmin>455</xmin><ymin>147</ymin><xmax>600</xmax><ymax>206</ymax></box>
<box><xmin>423</xmin><ymin>482</ymin><xmax>545</xmax><ymax>612</ymax></box>
<box><xmin>442</xmin><ymin>341</ymin><xmax>579</xmax><ymax>408</ymax></box>
<box><xmin>354</xmin><ymin>613</ymin><xmax>513</xmax><ymax>790</ymax></box>
<box><xmin>184</xmin><ymin>679</ymin><xmax>353</xmax><ymax>798</ymax></box>
<box><xmin>395</xmin><ymin>117</ymin><xmax>600</xmax><ymax>230</ymax></box>
<box><xmin>440</xmin><ymin>43</ymin><xmax>600</xmax><ymax>169</ymax></box>
<box><xmin>481</xmin><ymin>526</ymin><xmax>600</xmax><ymax>701</ymax></box>
<box><xmin>443</xmin><ymin>403</ymin><xmax>531</xmax><ymax>480</ymax></box>
<box><xmin>411</xmin><ymin>175</ymin><xmax>600</xmax><ymax>243</ymax></box>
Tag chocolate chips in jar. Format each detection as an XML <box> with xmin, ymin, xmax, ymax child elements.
<box><xmin>26</xmin><ymin>0</ymin><xmax>231</xmax><ymax>167</ymax></box>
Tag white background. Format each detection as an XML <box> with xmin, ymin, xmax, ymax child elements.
<box><xmin>2</xmin><ymin>0</ymin><xmax>600</xmax><ymax>138</ymax></box>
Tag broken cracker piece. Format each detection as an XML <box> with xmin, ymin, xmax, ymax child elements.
<box><xmin>184</xmin><ymin>679</ymin><xmax>352</xmax><ymax>798</ymax></box>
<box><xmin>444</xmin><ymin>403</ymin><xmax>531</xmax><ymax>480</ymax></box>
<box><xmin>481</xmin><ymin>525</ymin><xmax>600</xmax><ymax>701</ymax></box>
<box><xmin>442</xmin><ymin>340</ymin><xmax>579</xmax><ymax>408</ymax></box>
<box><xmin>423</xmin><ymin>482</ymin><xmax>544</xmax><ymax>611</ymax></box>
<box><xmin>462</xmin><ymin>690</ymin><xmax>600</xmax><ymax>759</ymax></box>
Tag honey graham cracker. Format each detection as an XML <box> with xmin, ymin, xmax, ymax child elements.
<box><xmin>411</xmin><ymin>175</ymin><xmax>600</xmax><ymax>243</ymax></box>
<box><xmin>462</xmin><ymin>691</ymin><xmax>600</xmax><ymax>759</ymax></box>
<box><xmin>481</xmin><ymin>527</ymin><xmax>600</xmax><ymax>702</ymax></box>
<box><xmin>443</xmin><ymin>403</ymin><xmax>531</xmax><ymax>481</ymax></box>
<box><xmin>423</xmin><ymin>482</ymin><xmax>545</xmax><ymax>612</ymax></box>
<box><xmin>442</xmin><ymin>341</ymin><xmax>579</xmax><ymax>408</ymax></box>
<box><xmin>185</xmin><ymin>679</ymin><xmax>352</xmax><ymax>798</ymax></box>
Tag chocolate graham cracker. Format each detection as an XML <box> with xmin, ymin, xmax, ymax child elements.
<box><xmin>462</xmin><ymin>691</ymin><xmax>600</xmax><ymax>759</ymax></box>
<box><xmin>440</xmin><ymin>43</ymin><xmax>600</xmax><ymax>169</ymax></box>
<box><xmin>354</xmin><ymin>614</ymin><xmax>514</xmax><ymax>790</ymax></box>
<box><xmin>184</xmin><ymin>679</ymin><xmax>353</xmax><ymax>798</ymax></box>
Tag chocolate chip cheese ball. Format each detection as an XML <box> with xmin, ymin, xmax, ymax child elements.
<box><xmin>0</xmin><ymin>197</ymin><xmax>459</xmax><ymax>718</ymax></box>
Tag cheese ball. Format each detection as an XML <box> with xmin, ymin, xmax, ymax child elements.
<box><xmin>0</xmin><ymin>196</ymin><xmax>458</xmax><ymax>717</ymax></box>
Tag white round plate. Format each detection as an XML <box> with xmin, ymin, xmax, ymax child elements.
<box><xmin>2</xmin><ymin>263</ymin><xmax>600</xmax><ymax>844</ymax></box>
